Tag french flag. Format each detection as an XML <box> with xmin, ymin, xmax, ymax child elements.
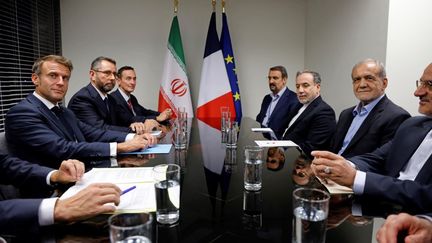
<box><xmin>196</xmin><ymin>12</ymin><xmax>235</xmax><ymax>130</ymax></box>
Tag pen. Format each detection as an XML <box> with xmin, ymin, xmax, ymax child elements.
<box><xmin>121</xmin><ymin>185</ymin><xmax>136</xmax><ymax>195</ymax></box>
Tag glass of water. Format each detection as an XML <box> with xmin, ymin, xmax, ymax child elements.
<box><xmin>244</xmin><ymin>146</ymin><xmax>263</xmax><ymax>191</ymax></box>
<box><xmin>153</xmin><ymin>164</ymin><xmax>181</xmax><ymax>224</ymax></box>
<box><xmin>292</xmin><ymin>188</ymin><xmax>330</xmax><ymax>243</ymax></box>
<box><xmin>109</xmin><ymin>213</ymin><xmax>153</xmax><ymax>243</ymax></box>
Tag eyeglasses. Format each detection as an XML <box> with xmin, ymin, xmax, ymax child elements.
<box><xmin>416</xmin><ymin>80</ymin><xmax>432</xmax><ymax>89</ymax></box>
<box><xmin>93</xmin><ymin>69</ymin><xmax>118</xmax><ymax>78</ymax></box>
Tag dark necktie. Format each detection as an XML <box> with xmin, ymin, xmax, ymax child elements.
<box><xmin>127</xmin><ymin>99</ymin><xmax>133</xmax><ymax>111</ymax></box>
<box><xmin>51</xmin><ymin>106</ymin><xmax>75</xmax><ymax>140</ymax></box>
<box><xmin>104</xmin><ymin>97</ymin><xmax>110</xmax><ymax>112</ymax></box>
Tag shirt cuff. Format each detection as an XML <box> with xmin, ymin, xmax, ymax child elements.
<box><xmin>46</xmin><ymin>170</ymin><xmax>56</xmax><ymax>186</ymax></box>
<box><xmin>417</xmin><ymin>215</ymin><xmax>432</xmax><ymax>223</ymax></box>
<box><xmin>352</xmin><ymin>170</ymin><xmax>366</xmax><ymax>195</ymax></box>
<box><xmin>125</xmin><ymin>133</ymin><xmax>135</xmax><ymax>141</ymax></box>
<box><xmin>38</xmin><ymin>197</ymin><xmax>58</xmax><ymax>226</ymax></box>
<box><xmin>110</xmin><ymin>142</ymin><xmax>117</xmax><ymax>157</ymax></box>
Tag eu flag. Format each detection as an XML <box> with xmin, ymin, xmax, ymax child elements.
<box><xmin>221</xmin><ymin>12</ymin><xmax>242</xmax><ymax>122</ymax></box>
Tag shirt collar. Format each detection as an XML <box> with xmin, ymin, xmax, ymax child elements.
<box><xmin>118</xmin><ymin>88</ymin><xmax>130</xmax><ymax>102</ymax></box>
<box><xmin>90</xmin><ymin>82</ymin><xmax>108</xmax><ymax>100</ymax></box>
<box><xmin>270</xmin><ymin>86</ymin><xmax>287</xmax><ymax>99</ymax></box>
<box><xmin>33</xmin><ymin>91</ymin><xmax>57</xmax><ymax>109</ymax></box>
<box><xmin>352</xmin><ymin>94</ymin><xmax>385</xmax><ymax>116</ymax></box>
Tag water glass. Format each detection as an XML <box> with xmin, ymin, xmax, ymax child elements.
<box><xmin>109</xmin><ymin>213</ymin><xmax>153</xmax><ymax>243</ymax></box>
<box><xmin>226</xmin><ymin>121</ymin><xmax>239</xmax><ymax>148</ymax></box>
<box><xmin>172</xmin><ymin>124</ymin><xmax>187</xmax><ymax>149</ymax></box>
<box><xmin>292</xmin><ymin>188</ymin><xmax>330</xmax><ymax>243</ymax></box>
<box><xmin>220</xmin><ymin>107</ymin><xmax>230</xmax><ymax>143</ymax></box>
<box><xmin>177</xmin><ymin>107</ymin><xmax>188</xmax><ymax>133</ymax></box>
<box><xmin>244</xmin><ymin>146</ymin><xmax>263</xmax><ymax>191</ymax></box>
<box><xmin>242</xmin><ymin>190</ymin><xmax>263</xmax><ymax>230</ymax></box>
<box><xmin>153</xmin><ymin>164</ymin><xmax>181</xmax><ymax>224</ymax></box>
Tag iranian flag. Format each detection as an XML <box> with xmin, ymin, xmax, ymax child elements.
<box><xmin>158</xmin><ymin>15</ymin><xmax>193</xmax><ymax>118</ymax></box>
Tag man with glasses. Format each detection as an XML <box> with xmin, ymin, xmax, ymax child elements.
<box><xmin>281</xmin><ymin>70</ymin><xmax>336</xmax><ymax>157</ymax></box>
<box><xmin>312</xmin><ymin>63</ymin><xmax>432</xmax><ymax>212</ymax></box>
<box><xmin>256</xmin><ymin>65</ymin><xmax>301</xmax><ymax>139</ymax></box>
<box><xmin>5</xmin><ymin>55</ymin><xmax>156</xmax><ymax>168</ymax></box>
<box><xmin>68</xmin><ymin>57</ymin><xmax>149</xmax><ymax>134</ymax></box>
<box><xmin>329</xmin><ymin>59</ymin><xmax>410</xmax><ymax>158</ymax></box>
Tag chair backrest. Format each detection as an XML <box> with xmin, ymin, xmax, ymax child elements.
<box><xmin>0</xmin><ymin>132</ymin><xmax>9</xmax><ymax>155</ymax></box>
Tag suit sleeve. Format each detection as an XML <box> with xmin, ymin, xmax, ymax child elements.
<box><xmin>363</xmin><ymin>172</ymin><xmax>432</xmax><ymax>212</ymax></box>
<box><xmin>349</xmin><ymin>141</ymin><xmax>392</xmax><ymax>173</ymax></box>
<box><xmin>68</xmin><ymin>94</ymin><xmax>131</xmax><ymax>133</ymax></box>
<box><xmin>5</xmin><ymin>104</ymin><xmax>112</xmax><ymax>161</ymax></box>
<box><xmin>0</xmin><ymin>199</ymin><xmax>43</xmax><ymax>234</ymax></box>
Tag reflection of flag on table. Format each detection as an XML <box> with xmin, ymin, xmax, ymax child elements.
<box><xmin>158</xmin><ymin>16</ymin><xmax>193</xmax><ymax>118</ymax></box>
<box><xmin>221</xmin><ymin>12</ymin><xmax>242</xmax><ymax>123</ymax></box>
<box><xmin>197</xmin><ymin>12</ymin><xmax>235</xmax><ymax>129</ymax></box>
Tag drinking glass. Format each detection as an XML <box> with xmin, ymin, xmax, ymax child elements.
<box><xmin>243</xmin><ymin>146</ymin><xmax>263</xmax><ymax>191</ymax></box>
<box><xmin>153</xmin><ymin>164</ymin><xmax>181</xmax><ymax>224</ymax></box>
<box><xmin>109</xmin><ymin>213</ymin><xmax>153</xmax><ymax>243</ymax></box>
<box><xmin>292</xmin><ymin>188</ymin><xmax>330</xmax><ymax>243</ymax></box>
<box><xmin>220</xmin><ymin>107</ymin><xmax>230</xmax><ymax>143</ymax></box>
<box><xmin>226</xmin><ymin>121</ymin><xmax>239</xmax><ymax>148</ymax></box>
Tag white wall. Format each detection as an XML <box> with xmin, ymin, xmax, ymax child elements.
<box><xmin>385</xmin><ymin>0</ymin><xmax>432</xmax><ymax>115</ymax></box>
<box><xmin>305</xmin><ymin>0</ymin><xmax>390</xmax><ymax>116</ymax></box>
<box><xmin>61</xmin><ymin>0</ymin><xmax>306</xmax><ymax>118</ymax></box>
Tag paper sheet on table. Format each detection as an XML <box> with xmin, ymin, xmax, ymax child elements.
<box><xmin>251</xmin><ymin>127</ymin><xmax>273</xmax><ymax>133</ymax></box>
<box><xmin>119</xmin><ymin>144</ymin><xmax>172</xmax><ymax>155</ymax></box>
<box><xmin>60</xmin><ymin>167</ymin><xmax>157</xmax><ymax>213</ymax></box>
<box><xmin>317</xmin><ymin>177</ymin><xmax>353</xmax><ymax>194</ymax></box>
<box><xmin>254</xmin><ymin>140</ymin><xmax>298</xmax><ymax>147</ymax></box>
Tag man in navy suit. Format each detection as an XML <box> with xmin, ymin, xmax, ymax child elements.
<box><xmin>0</xmin><ymin>155</ymin><xmax>121</xmax><ymax>234</ymax></box>
<box><xmin>282</xmin><ymin>70</ymin><xmax>336</xmax><ymax>157</ymax></box>
<box><xmin>256</xmin><ymin>66</ymin><xmax>301</xmax><ymax>139</ymax></box>
<box><xmin>5</xmin><ymin>55</ymin><xmax>156</xmax><ymax>168</ymax></box>
<box><xmin>330</xmin><ymin>59</ymin><xmax>410</xmax><ymax>158</ymax></box>
<box><xmin>68</xmin><ymin>57</ymin><xmax>149</xmax><ymax>134</ymax></box>
<box><xmin>377</xmin><ymin>213</ymin><xmax>432</xmax><ymax>243</ymax></box>
<box><xmin>110</xmin><ymin>66</ymin><xmax>172</xmax><ymax>128</ymax></box>
<box><xmin>312</xmin><ymin>63</ymin><xmax>432</xmax><ymax>212</ymax></box>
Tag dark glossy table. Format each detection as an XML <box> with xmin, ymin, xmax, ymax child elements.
<box><xmin>9</xmin><ymin>118</ymin><xmax>386</xmax><ymax>242</ymax></box>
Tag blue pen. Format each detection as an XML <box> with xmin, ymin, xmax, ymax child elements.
<box><xmin>121</xmin><ymin>185</ymin><xmax>136</xmax><ymax>195</ymax></box>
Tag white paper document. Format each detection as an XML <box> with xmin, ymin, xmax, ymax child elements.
<box><xmin>254</xmin><ymin>140</ymin><xmax>299</xmax><ymax>148</ymax></box>
<box><xmin>316</xmin><ymin>177</ymin><xmax>353</xmax><ymax>194</ymax></box>
<box><xmin>60</xmin><ymin>167</ymin><xmax>157</xmax><ymax>213</ymax></box>
<box><xmin>251</xmin><ymin>127</ymin><xmax>274</xmax><ymax>133</ymax></box>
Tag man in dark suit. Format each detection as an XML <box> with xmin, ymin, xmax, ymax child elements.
<box><xmin>68</xmin><ymin>57</ymin><xmax>148</xmax><ymax>134</ymax></box>
<box><xmin>5</xmin><ymin>55</ymin><xmax>156</xmax><ymax>168</ymax></box>
<box><xmin>256</xmin><ymin>65</ymin><xmax>301</xmax><ymax>139</ymax></box>
<box><xmin>0</xmin><ymin>155</ymin><xmax>121</xmax><ymax>234</ymax></box>
<box><xmin>312</xmin><ymin>63</ymin><xmax>432</xmax><ymax>212</ymax></box>
<box><xmin>282</xmin><ymin>70</ymin><xmax>336</xmax><ymax>157</ymax></box>
<box><xmin>110</xmin><ymin>66</ymin><xmax>172</xmax><ymax>128</ymax></box>
<box><xmin>330</xmin><ymin>59</ymin><xmax>410</xmax><ymax>158</ymax></box>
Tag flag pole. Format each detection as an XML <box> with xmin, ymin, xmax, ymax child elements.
<box><xmin>222</xmin><ymin>0</ymin><xmax>225</xmax><ymax>13</ymax></box>
<box><xmin>174</xmin><ymin>0</ymin><xmax>178</xmax><ymax>14</ymax></box>
<box><xmin>212</xmin><ymin>0</ymin><xmax>216</xmax><ymax>11</ymax></box>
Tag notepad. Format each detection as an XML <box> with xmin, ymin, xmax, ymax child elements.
<box><xmin>60</xmin><ymin>167</ymin><xmax>157</xmax><ymax>213</ymax></box>
<box><xmin>120</xmin><ymin>144</ymin><xmax>172</xmax><ymax>155</ymax></box>
<box><xmin>316</xmin><ymin>177</ymin><xmax>353</xmax><ymax>194</ymax></box>
<box><xmin>254</xmin><ymin>140</ymin><xmax>298</xmax><ymax>147</ymax></box>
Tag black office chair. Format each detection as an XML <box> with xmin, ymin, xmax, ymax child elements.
<box><xmin>0</xmin><ymin>132</ymin><xmax>20</xmax><ymax>200</ymax></box>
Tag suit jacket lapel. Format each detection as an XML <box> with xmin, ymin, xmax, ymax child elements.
<box><xmin>286</xmin><ymin>96</ymin><xmax>321</xmax><ymax>133</ymax></box>
<box><xmin>345</xmin><ymin>97</ymin><xmax>388</xmax><ymax>151</ymax></box>
<box><xmin>390</xmin><ymin>119</ymin><xmax>432</xmax><ymax>176</ymax></box>
<box><xmin>28</xmin><ymin>95</ymin><xmax>75</xmax><ymax>140</ymax></box>
<box><xmin>87</xmin><ymin>84</ymin><xmax>110</xmax><ymax>116</ymax></box>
